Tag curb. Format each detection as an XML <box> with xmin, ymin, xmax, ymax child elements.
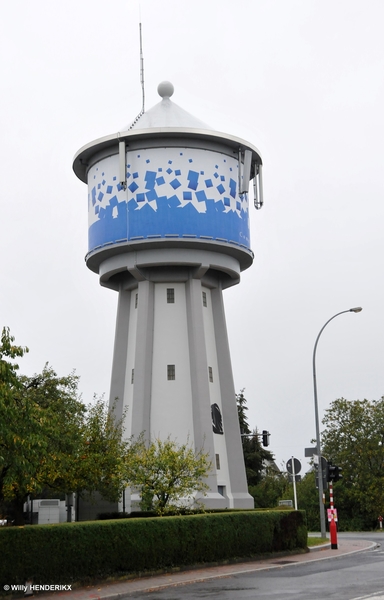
<box><xmin>309</xmin><ymin>542</ymin><xmax>331</xmax><ymax>552</ymax></box>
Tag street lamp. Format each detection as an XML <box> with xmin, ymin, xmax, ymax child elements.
<box><xmin>313</xmin><ymin>307</ymin><xmax>362</xmax><ymax>538</ymax></box>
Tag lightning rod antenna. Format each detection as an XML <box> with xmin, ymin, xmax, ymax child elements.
<box><xmin>139</xmin><ymin>22</ymin><xmax>145</xmax><ymax>114</ymax></box>
<box><xmin>126</xmin><ymin>21</ymin><xmax>146</xmax><ymax>130</ymax></box>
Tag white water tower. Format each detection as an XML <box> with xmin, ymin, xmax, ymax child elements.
<box><xmin>73</xmin><ymin>82</ymin><xmax>263</xmax><ymax>509</ymax></box>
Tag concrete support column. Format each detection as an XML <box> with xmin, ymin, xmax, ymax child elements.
<box><xmin>211</xmin><ymin>286</ymin><xmax>254</xmax><ymax>508</ymax></box>
<box><xmin>109</xmin><ymin>288</ymin><xmax>131</xmax><ymax>421</ymax></box>
<box><xmin>185</xmin><ymin>277</ymin><xmax>226</xmax><ymax>508</ymax></box>
<box><xmin>131</xmin><ymin>280</ymin><xmax>154</xmax><ymax>442</ymax></box>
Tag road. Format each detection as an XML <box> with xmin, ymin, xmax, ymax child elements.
<box><xmin>123</xmin><ymin>533</ymin><xmax>384</xmax><ymax>600</ymax></box>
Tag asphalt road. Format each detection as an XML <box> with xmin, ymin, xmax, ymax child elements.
<box><xmin>122</xmin><ymin>533</ymin><xmax>384</xmax><ymax>600</ymax></box>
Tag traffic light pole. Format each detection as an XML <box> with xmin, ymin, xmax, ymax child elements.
<box><xmin>312</xmin><ymin>308</ymin><xmax>362</xmax><ymax>539</ymax></box>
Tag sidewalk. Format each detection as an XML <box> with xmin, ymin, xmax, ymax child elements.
<box><xmin>28</xmin><ymin>537</ymin><xmax>377</xmax><ymax>600</ymax></box>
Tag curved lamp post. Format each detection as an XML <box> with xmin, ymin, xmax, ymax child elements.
<box><xmin>313</xmin><ymin>307</ymin><xmax>362</xmax><ymax>538</ymax></box>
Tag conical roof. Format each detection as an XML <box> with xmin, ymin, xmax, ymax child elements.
<box><xmin>73</xmin><ymin>81</ymin><xmax>262</xmax><ymax>184</ymax></box>
<box><xmin>124</xmin><ymin>81</ymin><xmax>213</xmax><ymax>131</ymax></box>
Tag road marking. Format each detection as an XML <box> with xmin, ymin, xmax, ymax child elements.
<box><xmin>350</xmin><ymin>593</ymin><xmax>384</xmax><ymax>600</ymax></box>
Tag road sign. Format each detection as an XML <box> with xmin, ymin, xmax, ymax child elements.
<box><xmin>327</xmin><ymin>508</ymin><xmax>338</xmax><ymax>522</ymax></box>
<box><xmin>286</xmin><ymin>458</ymin><xmax>301</xmax><ymax>475</ymax></box>
<box><xmin>305</xmin><ymin>446</ymin><xmax>317</xmax><ymax>457</ymax></box>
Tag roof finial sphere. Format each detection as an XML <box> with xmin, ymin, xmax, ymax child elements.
<box><xmin>158</xmin><ymin>81</ymin><xmax>174</xmax><ymax>99</ymax></box>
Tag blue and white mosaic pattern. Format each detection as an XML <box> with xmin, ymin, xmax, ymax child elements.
<box><xmin>87</xmin><ymin>147</ymin><xmax>250</xmax><ymax>253</ymax></box>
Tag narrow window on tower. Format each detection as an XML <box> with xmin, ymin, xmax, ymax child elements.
<box><xmin>216</xmin><ymin>454</ymin><xmax>220</xmax><ymax>470</ymax></box>
<box><xmin>208</xmin><ymin>366</ymin><xmax>213</xmax><ymax>382</ymax></box>
<box><xmin>167</xmin><ymin>364</ymin><xmax>176</xmax><ymax>380</ymax></box>
<box><xmin>202</xmin><ymin>291</ymin><xmax>207</xmax><ymax>307</ymax></box>
<box><xmin>131</xmin><ymin>369</ymin><xmax>134</xmax><ymax>384</ymax></box>
<box><xmin>167</xmin><ymin>288</ymin><xmax>175</xmax><ymax>303</ymax></box>
<box><xmin>135</xmin><ymin>293</ymin><xmax>138</xmax><ymax>308</ymax></box>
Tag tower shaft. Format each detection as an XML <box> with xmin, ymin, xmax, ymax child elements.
<box><xmin>107</xmin><ymin>249</ymin><xmax>252</xmax><ymax>508</ymax></box>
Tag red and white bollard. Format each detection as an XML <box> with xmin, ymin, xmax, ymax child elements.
<box><xmin>328</xmin><ymin>482</ymin><xmax>338</xmax><ymax>550</ymax></box>
<box><xmin>329</xmin><ymin>514</ymin><xmax>338</xmax><ymax>549</ymax></box>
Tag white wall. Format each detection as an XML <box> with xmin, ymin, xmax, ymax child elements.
<box><xmin>150</xmin><ymin>282</ymin><xmax>194</xmax><ymax>443</ymax></box>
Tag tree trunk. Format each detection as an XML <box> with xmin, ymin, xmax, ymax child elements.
<box><xmin>11</xmin><ymin>495</ymin><xmax>26</xmax><ymax>526</ymax></box>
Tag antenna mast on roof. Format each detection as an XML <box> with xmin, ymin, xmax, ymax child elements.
<box><xmin>126</xmin><ymin>22</ymin><xmax>146</xmax><ymax>130</ymax></box>
<box><xmin>139</xmin><ymin>22</ymin><xmax>145</xmax><ymax>114</ymax></box>
<box><xmin>119</xmin><ymin>21</ymin><xmax>146</xmax><ymax>187</ymax></box>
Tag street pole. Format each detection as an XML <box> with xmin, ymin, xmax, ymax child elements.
<box><xmin>312</xmin><ymin>307</ymin><xmax>362</xmax><ymax>538</ymax></box>
<box><xmin>291</xmin><ymin>456</ymin><xmax>298</xmax><ymax>510</ymax></box>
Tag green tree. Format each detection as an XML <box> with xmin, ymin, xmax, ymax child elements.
<box><xmin>293</xmin><ymin>470</ymin><xmax>320</xmax><ymax>531</ymax></box>
<box><xmin>242</xmin><ymin>428</ymin><xmax>275</xmax><ymax>486</ymax></box>
<box><xmin>322</xmin><ymin>397</ymin><xmax>384</xmax><ymax>529</ymax></box>
<box><xmin>0</xmin><ymin>327</ymin><xmax>134</xmax><ymax>524</ymax></box>
<box><xmin>18</xmin><ymin>366</ymin><xmax>86</xmax><ymax>493</ymax></box>
<box><xmin>249</xmin><ymin>466</ymin><xmax>320</xmax><ymax>528</ymax></box>
<box><xmin>0</xmin><ymin>327</ymin><xmax>30</xmax><ymax>523</ymax></box>
<box><xmin>74</xmin><ymin>397</ymin><xmax>134</xmax><ymax>503</ymax></box>
<box><xmin>0</xmin><ymin>358</ymin><xmax>86</xmax><ymax>523</ymax></box>
<box><xmin>236</xmin><ymin>389</ymin><xmax>275</xmax><ymax>487</ymax></box>
<box><xmin>124</xmin><ymin>437</ymin><xmax>211</xmax><ymax>514</ymax></box>
<box><xmin>0</xmin><ymin>329</ymin><xmax>57</xmax><ymax>522</ymax></box>
<box><xmin>236</xmin><ymin>388</ymin><xmax>251</xmax><ymax>435</ymax></box>
<box><xmin>249</xmin><ymin>469</ymin><xmax>289</xmax><ymax>508</ymax></box>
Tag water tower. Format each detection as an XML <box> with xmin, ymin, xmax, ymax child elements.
<box><xmin>73</xmin><ymin>82</ymin><xmax>263</xmax><ymax>509</ymax></box>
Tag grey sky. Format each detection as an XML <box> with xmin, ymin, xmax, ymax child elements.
<box><xmin>1</xmin><ymin>0</ymin><xmax>383</xmax><ymax>471</ymax></box>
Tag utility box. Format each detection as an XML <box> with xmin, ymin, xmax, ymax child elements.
<box><xmin>279</xmin><ymin>500</ymin><xmax>293</xmax><ymax>507</ymax></box>
<box><xmin>38</xmin><ymin>499</ymin><xmax>60</xmax><ymax>524</ymax></box>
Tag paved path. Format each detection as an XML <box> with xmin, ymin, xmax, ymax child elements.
<box><xmin>30</xmin><ymin>538</ymin><xmax>377</xmax><ymax>600</ymax></box>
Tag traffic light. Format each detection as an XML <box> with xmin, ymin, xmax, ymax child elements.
<box><xmin>327</xmin><ymin>462</ymin><xmax>335</xmax><ymax>482</ymax></box>
<box><xmin>334</xmin><ymin>465</ymin><xmax>343</xmax><ymax>482</ymax></box>
<box><xmin>315</xmin><ymin>456</ymin><xmax>328</xmax><ymax>490</ymax></box>
<box><xmin>327</xmin><ymin>461</ymin><xmax>343</xmax><ymax>482</ymax></box>
<box><xmin>262</xmin><ymin>430</ymin><xmax>270</xmax><ymax>447</ymax></box>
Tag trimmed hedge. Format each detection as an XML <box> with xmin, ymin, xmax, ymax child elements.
<box><xmin>0</xmin><ymin>510</ymin><xmax>306</xmax><ymax>589</ymax></box>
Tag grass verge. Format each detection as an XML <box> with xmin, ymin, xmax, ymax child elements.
<box><xmin>307</xmin><ymin>536</ymin><xmax>328</xmax><ymax>547</ymax></box>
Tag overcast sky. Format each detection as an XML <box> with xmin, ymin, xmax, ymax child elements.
<box><xmin>1</xmin><ymin>0</ymin><xmax>383</xmax><ymax>472</ymax></box>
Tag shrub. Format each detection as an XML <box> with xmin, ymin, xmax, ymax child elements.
<box><xmin>0</xmin><ymin>510</ymin><xmax>306</xmax><ymax>590</ymax></box>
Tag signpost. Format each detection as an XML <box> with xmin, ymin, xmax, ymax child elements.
<box><xmin>286</xmin><ymin>457</ymin><xmax>301</xmax><ymax>510</ymax></box>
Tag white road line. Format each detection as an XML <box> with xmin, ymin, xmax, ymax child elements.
<box><xmin>350</xmin><ymin>593</ymin><xmax>384</xmax><ymax>600</ymax></box>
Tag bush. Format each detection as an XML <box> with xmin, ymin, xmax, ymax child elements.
<box><xmin>0</xmin><ymin>510</ymin><xmax>306</xmax><ymax>590</ymax></box>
